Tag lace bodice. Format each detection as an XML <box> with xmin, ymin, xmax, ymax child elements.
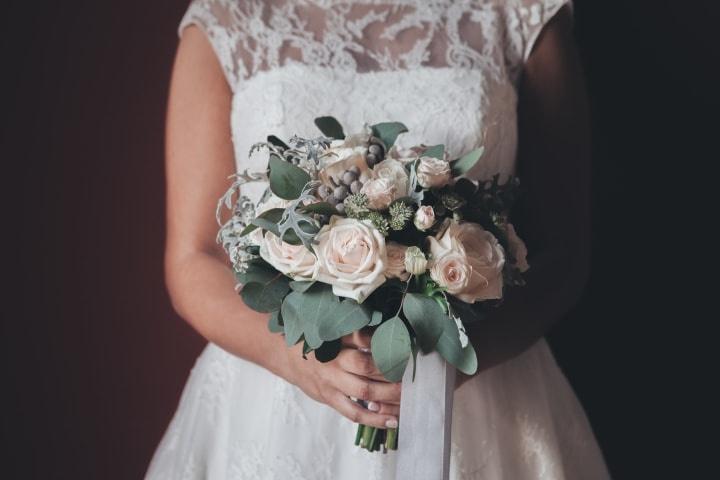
<box><xmin>178</xmin><ymin>0</ymin><xmax>572</xmax><ymax>208</ymax></box>
<box><xmin>180</xmin><ymin>0</ymin><xmax>570</xmax><ymax>89</ymax></box>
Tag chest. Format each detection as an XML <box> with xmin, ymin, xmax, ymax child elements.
<box><xmin>229</xmin><ymin>63</ymin><xmax>519</xmax><ymax>202</ymax></box>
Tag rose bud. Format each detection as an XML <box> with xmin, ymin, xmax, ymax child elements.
<box><xmin>413</xmin><ymin>205</ymin><xmax>436</xmax><ymax>231</ymax></box>
<box><xmin>404</xmin><ymin>246</ymin><xmax>428</xmax><ymax>275</ymax></box>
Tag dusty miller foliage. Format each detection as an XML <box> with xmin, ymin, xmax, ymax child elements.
<box><xmin>277</xmin><ymin>181</ymin><xmax>322</xmax><ymax>250</ymax></box>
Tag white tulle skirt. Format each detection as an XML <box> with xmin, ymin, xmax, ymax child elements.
<box><xmin>145</xmin><ymin>338</ymin><xmax>610</xmax><ymax>479</ymax></box>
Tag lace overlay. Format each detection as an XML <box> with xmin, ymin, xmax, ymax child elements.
<box><xmin>146</xmin><ymin>1</ymin><xmax>611</xmax><ymax>479</ymax></box>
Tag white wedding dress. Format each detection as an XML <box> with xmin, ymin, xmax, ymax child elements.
<box><xmin>146</xmin><ymin>1</ymin><xmax>611</xmax><ymax>478</ymax></box>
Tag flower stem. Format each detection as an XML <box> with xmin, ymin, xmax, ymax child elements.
<box><xmin>355</xmin><ymin>424</ymin><xmax>364</xmax><ymax>446</ymax></box>
<box><xmin>386</xmin><ymin>427</ymin><xmax>398</xmax><ymax>450</ymax></box>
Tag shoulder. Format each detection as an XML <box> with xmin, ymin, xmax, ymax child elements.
<box><xmin>473</xmin><ymin>0</ymin><xmax>574</xmax><ymax>85</ymax></box>
<box><xmin>177</xmin><ymin>0</ymin><xmax>265</xmax><ymax>90</ymax></box>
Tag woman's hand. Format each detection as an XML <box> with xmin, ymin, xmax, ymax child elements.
<box><xmin>283</xmin><ymin>329</ymin><xmax>401</xmax><ymax>429</ymax></box>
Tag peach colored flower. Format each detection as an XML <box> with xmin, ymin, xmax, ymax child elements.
<box><xmin>360</xmin><ymin>177</ymin><xmax>397</xmax><ymax>210</ymax></box>
<box><xmin>427</xmin><ymin>221</ymin><xmax>505</xmax><ymax>303</ymax></box>
<box><xmin>315</xmin><ymin>216</ymin><xmax>387</xmax><ymax>303</ymax></box>
<box><xmin>416</xmin><ymin>156</ymin><xmax>451</xmax><ymax>189</ymax></box>
<box><xmin>413</xmin><ymin>205</ymin><xmax>436</xmax><ymax>231</ymax></box>
<box><xmin>259</xmin><ymin>231</ymin><xmax>319</xmax><ymax>281</ymax></box>
<box><xmin>385</xmin><ymin>242</ymin><xmax>410</xmax><ymax>281</ymax></box>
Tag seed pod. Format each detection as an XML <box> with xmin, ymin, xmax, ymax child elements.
<box><xmin>333</xmin><ymin>185</ymin><xmax>349</xmax><ymax>201</ymax></box>
<box><xmin>350</xmin><ymin>180</ymin><xmax>362</xmax><ymax>194</ymax></box>
<box><xmin>317</xmin><ymin>185</ymin><xmax>331</xmax><ymax>200</ymax></box>
<box><xmin>368</xmin><ymin>144</ymin><xmax>382</xmax><ymax>156</ymax></box>
<box><xmin>342</xmin><ymin>170</ymin><xmax>358</xmax><ymax>185</ymax></box>
<box><xmin>366</xmin><ymin>153</ymin><xmax>377</xmax><ymax>167</ymax></box>
<box><xmin>335</xmin><ymin>203</ymin><xmax>346</xmax><ymax>215</ymax></box>
<box><xmin>349</xmin><ymin>165</ymin><xmax>360</xmax><ymax>176</ymax></box>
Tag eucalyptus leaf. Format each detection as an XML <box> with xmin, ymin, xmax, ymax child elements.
<box><xmin>314</xmin><ymin>339</ymin><xmax>343</xmax><ymax>363</ymax></box>
<box><xmin>402</xmin><ymin>293</ymin><xmax>445</xmax><ymax>353</ymax></box>
<box><xmin>318</xmin><ymin>299</ymin><xmax>373</xmax><ymax>341</ymax></box>
<box><xmin>302</xmin><ymin>339</ymin><xmax>313</xmax><ymax>359</ymax></box>
<box><xmin>289</xmin><ymin>280</ymin><xmax>316</xmax><ymax>293</ymax></box>
<box><xmin>371</xmin><ymin>122</ymin><xmax>408</xmax><ymax>149</ymax></box>
<box><xmin>250</xmin><ymin>208</ymin><xmax>284</xmax><ymax>236</ymax></box>
<box><xmin>281</xmin><ymin>296</ymin><xmax>304</xmax><ymax>346</ymax></box>
<box><xmin>451</xmin><ymin>146</ymin><xmax>485</xmax><ymax>176</ymax></box>
<box><xmin>267</xmin><ymin>135</ymin><xmax>290</xmax><ymax>150</ymax></box>
<box><xmin>301</xmin><ymin>202</ymin><xmax>339</xmax><ymax>216</ymax></box>
<box><xmin>315</xmin><ymin>116</ymin><xmax>346</xmax><ymax>139</ymax></box>
<box><xmin>268</xmin><ymin>310</ymin><xmax>284</xmax><ymax>333</ymax></box>
<box><xmin>240</xmin><ymin>276</ymin><xmax>290</xmax><ymax>313</ymax></box>
<box><xmin>434</xmin><ymin>313</ymin><xmax>478</xmax><ymax>375</ymax></box>
<box><xmin>423</xmin><ymin>144</ymin><xmax>445</xmax><ymax>160</ymax></box>
<box><xmin>371</xmin><ymin>316</ymin><xmax>411</xmax><ymax>382</ymax></box>
<box><xmin>235</xmin><ymin>258</ymin><xmax>278</xmax><ymax>286</ymax></box>
<box><xmin>268</xmin><ymin>154</ymin><xmax>311</xmax><ymax>200</ymax></box>
<box><xmin>281</xmin><ymin>285</ymin><xmax>337</xmax><ymax>349</ymax></box>
<box><xmin>369</xmin><ymin>310</ymin><xmax>383</xmax><ymax>326</ymax></box>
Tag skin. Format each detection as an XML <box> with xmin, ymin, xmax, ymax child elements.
<box><xmin>165</xmin><ymin>4</ymin><xmax>587</xmax><ymax>422</ymax></box>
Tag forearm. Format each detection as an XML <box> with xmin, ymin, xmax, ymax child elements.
<box><xmin>166</xmin><ymin>250</ymin><xmax>290</xmax><ymax>379</ymax></box>
<box><xmin>466</xmin><ymin>242</ymin><xmax>588</xmax><ymax>372</ymax></box>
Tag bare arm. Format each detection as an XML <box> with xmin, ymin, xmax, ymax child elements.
<box><xmin>464</xmin><ymin>6</ymin><xmax>591</xmax><ymax>374</ymax></box>
<box><xmin>164</xmin><ymin>27</ymin><xmax>400</xmax><ymax>428</ymax></box>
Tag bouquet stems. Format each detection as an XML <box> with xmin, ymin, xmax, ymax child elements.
<box><xmin>355</xmin><ymin>423</ymin><xmax>398</xmax><ymax>452</ymax></box>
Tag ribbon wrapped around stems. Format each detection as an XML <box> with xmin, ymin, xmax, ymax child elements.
<box><xmin>396</xmin><ymin>350</ymin><xmax>456</xmax><ymax>480</ymax></box>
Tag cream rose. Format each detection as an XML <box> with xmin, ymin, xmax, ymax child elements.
<box><xmin>322</xmin><ymin>133</ymin><xmax>371</xmax><ymax>167</ymax></box>
<box><xmin>413</xmin><ymin>205</ymin><xmax>436</xmax><ymax>231</ymax></box>
<box><xmin>259</xmin><ymin>231</ymin><xmax>319</xmax><ymax>281</ymax></box>
<box><xmin>360</xmin><ymin>177</ymin><xmax>397</xmax><ymax>210</ymax></box>
<box><xmin>315</xmin><ymin>216</ymin><xmax>388</xmax><ymax>303</ymax></box>
<box><xmin>503</xmin><ymin>223</ymin><xmax>530</xmax><ymax>272</ymax></box>
<box><xmin>427</xmin><ymin>221</ymin><xmax>505</xmax><ymax>303</ymax></box>
<box><xmin>373</xmin><ymin>158</ymin><xmax>409</xmax><ymax>198</ymax></box>
<box><xmin>416</xmin><ymin>156</ymin><xmax>452</xmax><ymax>189</ymax></box>
<box><xmin>385</xmin><ymin>242</ymin><xmax>410</xmax><ymax>281</ymax></box>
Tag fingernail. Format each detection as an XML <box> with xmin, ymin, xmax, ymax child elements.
<box><xmin>367</xmin><ymin>401</ymin><xmax>380</xmax><ymax>412</ymax></box>
<box><xmin>385</xmin><ymin>418</ymin><xmax>398</xmax><ymax>428</ymax></box>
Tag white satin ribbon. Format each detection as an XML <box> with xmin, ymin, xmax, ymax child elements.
<box><xmin>396</xmin><ymin>350</ymin><xmax>456</xmax><ymax>480</ymax></box>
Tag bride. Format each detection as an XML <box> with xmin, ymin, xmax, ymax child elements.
<box><xmin>146</xmin><ymin>0</ymin><xmax>611</xmax><ymax>478</ymax></box>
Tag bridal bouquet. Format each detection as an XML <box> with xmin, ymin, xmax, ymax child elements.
<box><xmin>217</xmin><ymin>116</ymin><xmax>529</xmax><ymax>452</ymax></box>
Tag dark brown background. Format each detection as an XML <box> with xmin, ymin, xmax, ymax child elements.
<box><xmin>2</xmin><ymin>1</ymin><xmax>715</xmax><ymax>478</ymax></box>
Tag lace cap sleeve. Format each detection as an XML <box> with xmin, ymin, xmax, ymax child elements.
<box><xmin>178</xmin><ymin>0</ymin><xmax>249</xmax><ymax>91</ymax></box>
<box><xmin>515</xmin><ymin>0</ymin><xmax>572</xmax><ymax>63</ymax></box>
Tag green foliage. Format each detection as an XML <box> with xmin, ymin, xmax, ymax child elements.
<box><xmin>366</xmin><ymin>211</ymin><xmax>389</xmax><ymax>235</ymax></box>
<box><xmin>300</xmin><ymin>202</ymin><xmax>339</xmax><ymax>216</ymax></box>
<box><xmin>268</xmin><ymin>154</ymin><xmax>311</xmax><ymax>200</ymax></box>
<box><xmin>434</xmin><ymin>313</ymin><xmax>478</xmax><ymax>375</ymax></box>
<box><xmin>402</xmin><ymin>293</ymin><xmax>445</xmax><ymax>353</ymax></box>
<box><xmin>314</xmin><ymin>339</ymin><xmax>343</xmax><ymax>363</ymax></box>
<box><xmin>240</xmin><ymin>275</ymin><xmax>290</xmax><ymax>313</ymax></box>
<box><xmin>247</xmin><ymin>208</ymin><xmax>284</xmax><ymax>237</ymax></box>
<box><xmin>450</xmin><ymin>146</ymin><xmax>484</xmax><ymax>176</ymax></box>
<box><xmin>268</xmin><ymin>310</ymin><xmax>284</xmax><ymax>333</ymax></box>
<box><xmin>423</xmin><ymin>144</ymin><xmax>445</xmax><ymax>159</ymax></box>
<box><xmin>318</xmin><ymin>299</ymin><xmax>374</xmax><ymax>340</ymax></box>
<box><xmin>388</xmin><ymin>201</ymin><xmax>414</xmax><ymax>231</ymax></box>
<box><xmin>235</xmin><ymin>257</ymin><xmax>277</xmax><ymax>285</ymax></box>
<box><xmin>344</xmin><ymin>193</ymin><xmax>370</xmax><ymax>219</ymax></box>
<box><xmin>281</xmin><ymin>284</ymin><xmax>372</xmax><ymax>350</ymax></box>
<box><xmin>314</xmin><ymin>116</ymin><xmax>346</xmax><ymax>139</ymax></box>
<box><xmin>289</xmin><ymin>280</ymin><xmax>316</xmax><ymax>293</ymax></box>
<box><xmin>371</xmin><ymin>316</ymin><xmax>411</xmax><ymax>382</ymax></box>
<box><xmin>267</xmin><ymin>135</ymin><xmax>290</xmax><ymax>150</ymax></box>
<box><xmin>371</xmin><ymin>122</ymin><xmax>408</xmax><ymax>149</ymax></box>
